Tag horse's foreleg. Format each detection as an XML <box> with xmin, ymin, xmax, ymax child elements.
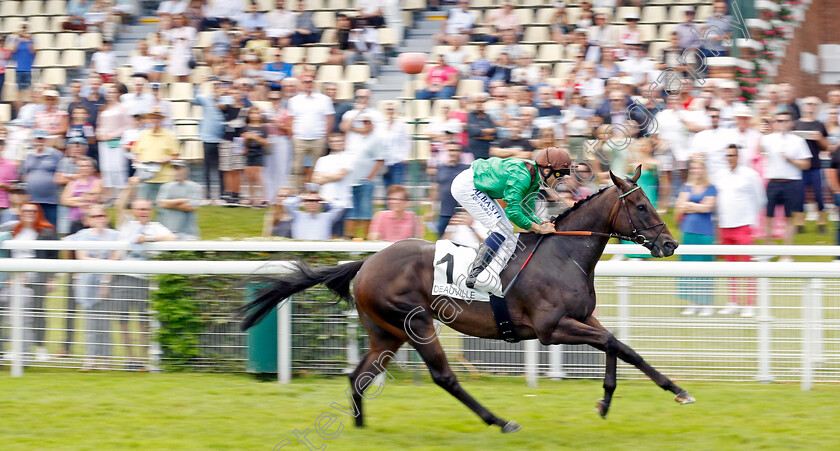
<box><xmin>406</xmin><ymin>311</ymin><xmax>520</xmax><ymax>433</ymax></box>
<box><xmin>584</xmin><ymin>317</ymin><xmax>695</xmax><ymax>406</ymax></box>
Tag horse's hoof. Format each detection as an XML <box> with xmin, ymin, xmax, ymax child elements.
<box><xmin>501</xmin><ymin>420</ymin><xmax>521</xmax><ymax>433</ymax></box>
<box><xmin>595</xmin><ymin>398</ymin><xmax>609</xmax><ymax>419</ymax></box>
<box><xmin>675</xmin><ymin>390</ymin><xmax>696</xmax><ymax>405</ymax></box>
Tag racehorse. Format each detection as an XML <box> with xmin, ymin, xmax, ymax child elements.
<box><xmin>239</xmin><ymin>168</ymin><xmax>694</xmax><ymax>432</ymax></box>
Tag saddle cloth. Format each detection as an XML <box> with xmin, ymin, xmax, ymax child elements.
<box><xmin>432</xmin><ymin>240</ymin><xmax>492</xmax><ymax>302</ymax></box>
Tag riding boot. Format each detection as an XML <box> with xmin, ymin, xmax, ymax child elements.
<box><xmin>466</xmin><ymin>243</ymin><xmax>495</xmax><ymax>289</ymax></box>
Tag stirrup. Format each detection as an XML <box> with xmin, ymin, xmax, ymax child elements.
<box><xmin>466</xmin><ymin>243</ymin><xmax>494</xmax><ymax>289</ymax></box>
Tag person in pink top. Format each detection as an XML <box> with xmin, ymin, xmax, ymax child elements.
<box><xmin>0</xmin><ymin>36</ymin><xmax>11</xmax><ymax>101</ymax></box>
<box><xmin>367</xmin><ymin>185</ymin><xmax>425</xmax><ymax>242</ymax></box>
<box><xmin>0</xmin><ymin>146</ymin><xmax>19</xmax><ymax>211</ymax></box>
<box><xmin>416</xmin><ymin>55</ymin><xmax>460</xmax><ymax>100</ymax></box>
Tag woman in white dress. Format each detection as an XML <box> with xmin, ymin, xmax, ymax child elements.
<box><xmin>95</xmin><ymin>86</ymin><xmax>132</xmax><ymax>201</ymax></box>
<box><xmin>166</xmin><ymin>14</ymin><xmax>197</xmax><ymax>82</ymax></box>
<box><xmin>263</xmin><ymin>94</ymin><xmax>293</xmax><ymax>204</ymax></box>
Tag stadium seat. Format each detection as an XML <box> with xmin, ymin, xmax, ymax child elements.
<box><xmin>28</xmin><ymin>17</ymin><xmax>51</xmax><ymax>34</ymax></box>
<box><xmin>2</xmin><ymin>18</ymin><xmax>25</xmax><ymax>34</ymax></box>
<box><xmin>33</xmin><ymin>50</ymin><xmax>60</xmax><ymax>69</ymax></box>
<box><xmin>456</xmin><ymin>79</ymin><xmax>484</xmax><ymax>98</ymax></box>
<box><xmin>312</xmin><ymin>11</ymin><xmax>336</xmax><ymax>29</ymax></box>
<box><xmin>641</xmin><ymin>6</ymin><xmax>667</xmax><ymax>25</ymax></box>
<box><xmin>403</xmin><ymin>0</ymin><xmax>427</xmax><ymax>11</ymax></box>
<box><xmin>324</xmin><ymin>0</ymin><xmax>350</xmax><ymax>11</ymax></box>
<box><xmin>180</xmin><ymin>140</ymin><xmax>204</xmax><ymax>160</ymax></box>
<box><xmin>50</xmin><ymin>16</ymin><xmax>69</xmax><ymax>33</ymax></box>
<box><xmin>168</xmin><ymin>83</ymin><xmax>195</xmax><ymax>102</ymax></box>
<box><xmin>615</xmin><ymin>6</ymin><xmax>641</xmax><ymax>23</ymax></box>
<box><xmin>80</xmin><ymin>32</ymin><xmax>104</xmax><ymax>51</ymax></box>
<box><xmin>410</xmin><ymin>99</ymin><xmax>430</xmax><ymax>119</ymax></box>
<box><xmin>195</xmin><ymin>31</ymin><xmax>214</xmax><ymax>49</ymax></box>
<box><xmin>40</xmin><ymin>68</ymin><xmax>67</xmax><ymax>86</ymax></box>
<box><xmin>522</xmin><ymin>27</ymin><xmax>551</xmax><ymax>45</ymax></box>
<box><xmin>170</xmin><ymin>102</ymin><xmax>192</xmax><ymax>123</ymax></box>
<box><xmin>378</xmin><ymin>28</ymin><xmax>398</xmax><ymax>47</ymax></box>
<box><xmin>0</xmin><ymin>2</ymin><xmax>20</xmax><ymax>17</ymax></box>
<box><xmin>429</xmin><ymin>45</ymin><xmax>452</xmax><ymax>62</ymax></box>
<box><xmin>21</xmin><ymin>1</ymin><xmax>44</xmax><ymax>17</ymax></box>
<box><xmin>648</xmin><ymin>41</ymin><xmax>669</xmax><ymax>61</ymax></box>
<box><xmin>2</xmin><ymin>82</ymin><xmax>17</xmax><ymax>102</ymax></box>
<box><xmin>565</xmin><ymin>7</ymin><xmax>581</xmax><ymax>25</ymax></box>
<box><xmin>45</xmin><ymin>0</ymin><xmax>68</xmax><ymax>16</ymax></box>
<box><xmin>255</xmin><ymin>0</ymin><xmax>273</xmax><ymax>11</ymax></box>
<box><xmin>669</xmin><ymin>6</ymin><xmax>692</xmax><ymax>24</ymax></box>
<box><xmin>534</xmin><ymin>8</ymin><xmax>555</xmax><ymax>26</ymax></box>
<box><xmin>553</xmin><ymin>62</ymin><xmax>573</xmax><ymax>79</ymax></box>
<box><xmin>564</xmin><ymin>43</ymin><xmax>582</xmax><ymax>59</ymax></box>
<box><xmin>696</xmin><ymin>5</ymin><xmax>712</xmax><ymax>22</ymax></box>
<box><xmin>320</xmin><ymin>29</ymin><xmax>338</xmax><ymax>45</ymax></box>
<box><xmin>283</xmin><ymin>47</ymin><xmax>305</xmax><ymax>64</ymax></box>
<box><xmin>659</xmin><ymin>24</ymin><xmax>677</xmax><ymax>42</ymax></box>
<box><xmin>32</xmin><ymin>34</ymin><xmax>55</xmax><ymax>51</ymax></box>
<box><xmin>485</xmin><ymin>45</ymin><xmax>503</xmax><ymax>61</ymax></box>
<box><xmin>190</xmin><ymin>65</ymin><xmax>212</xmax><ymax>84</ymax></box>
<box><xmin>316</xmin><ymin>65</ymin><xmax>343</xmax><ymax>83</ymax></box>
<box><xmin>305</xmin><ymin>0</ymin><xmax>326</xmax><ymax>11</ymax></box>
<box><xmin>345</xmin><ymin>65</ymin><xmax>371</xmax><ymax>84</ymax></box>
<box><xmin>60</xmin><ymin>50</ymin><xmax>86</xmax><ymax>68</ymax></box>
<box><xmin>116</xmin><ymin>66</ymin><xmax>133</xmax><ymax>84</ymax></box>
<box><xmin>536</xmin><ymin>44</ymin><xmax>564</xmax><ymax>63</ymax></box>
<box><xmin>0</xmin><ymin>104</ymin><xmax>10</xmax><ymax>122</ymax></box>
<box><xmin>54</xmin><ymin>32</ymin><xmax>80</xmax><ymax>51</ymax></box>
<box><xmin>306</xmin><ymin>46</ymin><xmax>330</xmax><ymax>65</ymax></box>
<box><xmin>513</xmin><ymin>9</ymin><xmax>534</xmax><ymax>25</ymax></box>
<box><xmin>639</xmin><ymin>24</ymin><xmax>657</xmax><ymax>43</ymax></box>
<box><xmin>520</xmin><ymin>0</ymin><xmax>546</xmax><ymax>7</ymax></box>
<box><xmin>413</xmin><ymin>140</ymin><xmax>430</xmax><ymax>160</ymax></box>
<box><xmin>430</xmin><ymin>99</ymin><xmax>458</xmax><ymax>118</ymax></box>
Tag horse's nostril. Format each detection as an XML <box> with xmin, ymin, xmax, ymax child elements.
<box><xmin>664</xmin><ymin>241</ymin><xmax>677</xmax><ymax>251</ymax></box>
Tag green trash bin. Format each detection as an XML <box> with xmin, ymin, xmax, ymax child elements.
<box><xmin>246</xmin><ymin>283</ymin><xmax>278</xmax><ymax>373</ymax></box>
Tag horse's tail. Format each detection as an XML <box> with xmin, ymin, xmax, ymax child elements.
<box><xmin>237</xmin><ymin>259</ymin><xmax>367</xmax><ymax>331</ymax></box>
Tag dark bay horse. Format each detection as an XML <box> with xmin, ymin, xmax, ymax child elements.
<box><xmin>240</xmin><ymin>168</ymin><xmax>694</xmax><ymax>432</ymax></box>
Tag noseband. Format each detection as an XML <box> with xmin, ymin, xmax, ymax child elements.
<box><xmin>609</xmin><ymin>185</ymin><xmax>666</xmax><ymax>246</ymax></box>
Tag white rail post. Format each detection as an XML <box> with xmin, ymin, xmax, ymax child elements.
<box><xmin>10</xmin><ymin>272</ymin><xmax>24</xmax><ymax>377</ymax></box>
<box><xmin>616</xmin><ymin>277</ymin><xmax>631</xmax><ymax>343</ymax></box>
<box><xmin>277</xmin><ymin>297</ymin><xmax>292</xmax><ymax>384</ymax></box>
<box><xmin>524</xmin><ymin>339</ymin><xmax>538</xmax><ymax>388</ymax></box>
<box><xmin>811</xmin><ymin>279</ymin><xmax>824</xmax><ymax>363</ymax></box>
<box><xmin>148</xmin><ymin>280</ymin><xmax>162</xmax><ymax>373</ymax></box>
<box><xmin>801</xmin><ymin>279</ymin><xmax>822</xmax><ymax>391</ymax></box>
<box><xmin>548</xmin><ymin>345</ymin><xmax>565</xmax><ymax>380</ymax></box>
<box><xmin>346</xmin><ymin>309</ymin><xmax>360</xmax><ymax>371</ymax></box>
<box><xmin>756</xmin><ymin>276</ymin><xmax>772</xmax><ymax>383</ymax></box>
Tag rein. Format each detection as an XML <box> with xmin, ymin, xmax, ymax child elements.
<box><xmin>551</xmin><ymin>185</ymin><xmax>665</xmax><ymax>246</ymax></box>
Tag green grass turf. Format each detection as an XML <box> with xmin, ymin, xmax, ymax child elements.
<box><xmin>0</xmin><ymin>373</ymin><xmax>837</xmax><ymax>450</ymax></box>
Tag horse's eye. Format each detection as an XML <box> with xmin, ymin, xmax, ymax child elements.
<box><xmin>637</xmin><ymin>204</ymin><xmax>646</xmax><ymax>211</ymax></box>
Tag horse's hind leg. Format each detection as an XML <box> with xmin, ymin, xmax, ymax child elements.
<box><xmin>405</xmin><ymin>310</ymin><xmax>519</xmax><ymax>432</ymax></box>
<box><xmin>348</xmin><ymin>320</ymin><xmax>405</xmax><ymax>428</ymax></box>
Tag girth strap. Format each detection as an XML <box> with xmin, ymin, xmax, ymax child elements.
<box><xmin>489</xmin><ymin>295</ymin><xmax>520</xmax><ymax>343</ymax></box>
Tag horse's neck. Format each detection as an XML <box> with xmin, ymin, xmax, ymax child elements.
<box><xmin>554</xmin><ymin>190</ymin><xmax>616</xmax><ymax>235</ymax></box>
<box><xmin>549</xmin><ymin>190</ymin><xmax>617</xmax><ymax>269</ymax></box>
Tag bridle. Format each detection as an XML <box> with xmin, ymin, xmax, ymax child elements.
<box><xmin>608</xmin><ymin>184</ymin><xmax>666</xmax><ymax>246</ymax></box>
<box><xmin>550</xmin><ymin>184</ymin><xmax>666</xmax><ymax>246</ymax></box>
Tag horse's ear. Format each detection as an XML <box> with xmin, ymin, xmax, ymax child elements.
<box><xmin>630</xmin><ymin>165</ymin><xmax>642</xmax><ymax>183</ymax></box>
<box><xmin>609</xmin><ymin>170</ymin><xmax>623</xmax><ymax>188</ymax></box>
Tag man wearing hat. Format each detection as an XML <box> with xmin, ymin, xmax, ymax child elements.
<box><xmin>676</xmin><ymin>7</ymin><xmax>701</xmax><ymax>52</ymax></box>
<box><xmin>130</xmin><ymin>108</ymin><xmax>180</xmax><ymax>202</ymax></box>
<box><xmin>34</xmin><ymin>88</ymin><xmax>70</xmax><ymax>148</ymax></box>
<box><xmin>722</xmin><ymin>105</ymin><xmax>762</xmax><ymax>171</ymax></box>
<box><xmin>156</xmin><ymin>160</ymin><xmax>201</xmax><ymax>240</ymax></box>
<box><xmin>148</xmin><ymin>82</ymin><xmax>173</xmax><ymax>129</ymax></box>
<box><xmin>22</xmin><ymin>130</ymin><xmax>63</xmax><ymax>226</ymax></box>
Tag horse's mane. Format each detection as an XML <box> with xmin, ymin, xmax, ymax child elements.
<box><xmin>552</xmin><ymin>185</ymin><xmax>613</xmax><ymax>225</ymax></box>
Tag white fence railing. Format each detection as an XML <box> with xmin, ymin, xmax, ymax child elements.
<box><xmin>0</xmin><ymin>242</ymin><xmax>838</xmax><ymax>391</ymax></box>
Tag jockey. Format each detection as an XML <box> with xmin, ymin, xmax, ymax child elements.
<box><xmin>450</xmin><ymin>147</ymin><xmax>572</xmax><ymax>294</ymax></box>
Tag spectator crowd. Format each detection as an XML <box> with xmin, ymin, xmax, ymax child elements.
<box><xmin>2</xmin><ymin>0</ymin><xmax>840</xmax><ymax>364</ymax></box>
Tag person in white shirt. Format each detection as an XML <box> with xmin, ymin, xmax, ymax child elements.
<box><xmin>344</xmin><ymin>113</ymin><xmax>384</xmax><ymax>238</ymax></box>
<box><xmin>617</xmin><ymin>43</ymin><xmax>654</xmax><ymax>85</ymax></box>
<box><xmin>380</xmin><ymin>102</ymin><xmax>411</xmax><ymax>187</ymax></box>
<box><xmin>654</xmin><ymin>95</ymin><xmax>691</xmax><ymax>209</ymax></box>
<box><xmin>715</xmin><ymin>144</ymin><xmax>766</xmax><ymax>316</ymax></box>
<box><xmin>312</xmin><ymin>133</ymin><xmax>353</xmax><ymax>238</ymax></box>
<box><xmin>690</xmin><ymin>107</ymin><xmax>729</xmax><ymax>179</ymax></box>
<box><xmin>266</xmin><ymin>0</ymin><xmax>296</xmax><ymax>41</ymax></box>
<box><xmin>120</xmin><ymin>77</ymin><xmax>155</xmax><ymax>116</ymax></box>
<box><xmin>339</xmin><ymin>88</ymin><xmax>382</xmax><ymax>153</ymax></box>
<box><xmin>436</xmin><ymin>0</ymin><xmax>476</xmax><ymax>44</ymax></box>
<box><xmin>89</xmin><ymin>41</ymin><xmax>117</xmax><ymax>83</ymax></box>
<box><xmin>759</xmin><ymin>110</ymin><xmax>811</xmax><ymax>253</ymax></box>
<box><xmin>357</xmin><ymin>0</ymin><xmax>385</xmax><ymax>28</ymax></box>
<box><xmin>722</xmin><ymin>105</ymin><xmax>762</xmax><ymax>170</ymax></box>
<box><xmin>287</xmin><ymin>72</ymin><xmax>335</xmax><ymax>191</ymax></box>
<box><xmin>129</xmin><ymin>41</ymin><xmax>157</xmax><ymax>79</ymax></box>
